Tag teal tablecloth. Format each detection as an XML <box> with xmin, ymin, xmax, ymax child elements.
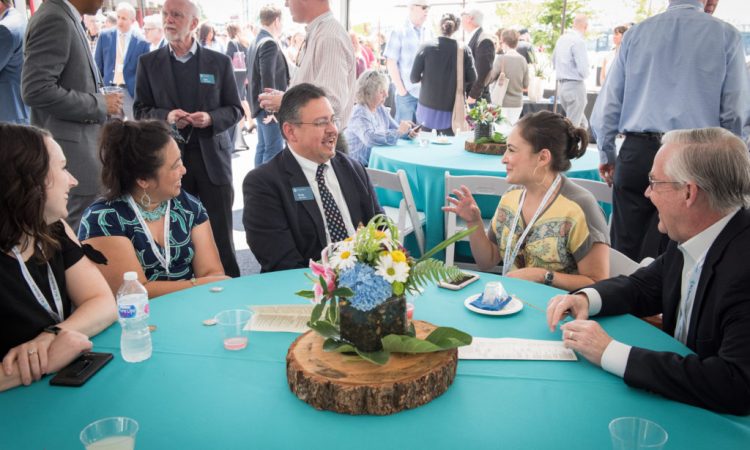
<box><xmin>2</xmin><ymin>270</ymin><xmax>749</xmax><ymax>449</ymax></box>
<box><xmin>369</xmin><ymin>138</ymin><xmax>605</xmax><ymax>257</ymax></box>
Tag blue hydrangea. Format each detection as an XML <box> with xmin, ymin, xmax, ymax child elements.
<box><xmin>338</xmin><ymin>262</ymin><xmax>392</xmax><ymax>312</ymax></box>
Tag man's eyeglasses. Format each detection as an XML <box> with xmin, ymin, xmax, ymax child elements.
<box><xmin>417</xmin><ymin>5</ymin><xmax>430</xmax><ymax>10</ymax></box>
<box><xmin>291</xmin><ymin>116</ymin><xmax>340</xmax><ymax>129</ymax></box>
<box><xmin>647</xmin><ymin>176</ymin><xmax>684</xmax><ymax>191</ymax></box>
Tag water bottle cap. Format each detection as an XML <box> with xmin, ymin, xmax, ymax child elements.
<box><xmin>123</xmin><ymin>271</ymin><xmax>138</xmax><ymax>281</ymax></box>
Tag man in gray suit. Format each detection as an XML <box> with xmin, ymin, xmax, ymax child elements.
<box><xmin>22</xmin><ymin>0</ymin><xmax>122</xmax><ymax>228</ymax></box>
<box><xmin>0</xmin><ymin>0</ymin><xmax>29</xmax><ymax>124</ymax></box>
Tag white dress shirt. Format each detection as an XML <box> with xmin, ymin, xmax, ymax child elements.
<box><xmin>584</xmin><ymin>208</ymin><xmax>739</xmax><ymax>377</ymax></box>
<box><xmin>288</xmin><ymin>148</ymin><xmax>356</xmax><ymax>244</ymax></box>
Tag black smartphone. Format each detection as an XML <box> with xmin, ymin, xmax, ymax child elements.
<box><xmin>49</xmin><ymin>352</ymin><xmax>113</xmax><ymax>387</ymax></box>
<box><xmin>410</xmin><ymin>123</ymin><xmax>423</xmax><ymax>133</ymax></box>
<box><xmin>438</xmin><ymin>272</ymin><xmax>480</xmax><ymax>290</ymax></box>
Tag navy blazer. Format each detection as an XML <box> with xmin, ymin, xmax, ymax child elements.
<box><xmin>133</xmin><ymin>44</ymin><xmax>242</xmax><ymax>186</ymax></box>
<box><xmin>94</xmin><ymin>28</ymin><xmax>151</xmax><ymax>97</ymax></box>
<box><xmin>592</xmin><ymin>209</ymin><xmax>750</xmax><ymax>414</ymax></box>
<box><xmin>243</xmin><ymin>148</ymin><xmax>383</xmax><ymax>273</ymax></box>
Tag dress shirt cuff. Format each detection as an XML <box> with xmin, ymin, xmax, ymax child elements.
<box><xmin>600</xmin><ymin>340</ymin><xmax>631</xmax><ymax>378</ymax></box>
<box><xmin>598</xmin><ymin>148</ymin><xmax>616</xmax><ymax>165</ymax></box>
<box><xmin>578</xmin><ymin>288</ymin><xmax>602</xmax><ymax>316</ymax></box>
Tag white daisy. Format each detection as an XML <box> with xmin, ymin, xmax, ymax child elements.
<box><xmin>375</xmin><ymin>253</ymin><xmax>410</xmax><ymax>283</ymax></box>
<box><xmin>329</xmin><ymin>245</ymin><xmax>358</xmax><ymax>270</ymax></box>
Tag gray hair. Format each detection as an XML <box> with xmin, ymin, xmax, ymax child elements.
<box><xmin>463</xmin><ymin>8</ymin><xmax>483</xmax><ymax>27</ymax></box>
<box><xmin>355</xmin><ymin>70</ymin><xmax>389</xmax><ymax>106</ymax></box>
<box><xmin>143</xmin><ymin>14</ymin><xmax>163</xmax><ymax>30</ymax></box>
<box><xmin>662</xmin><ymin>127</ymin><xmax>750</xmax><ymax>212</ymax></box>
<box><xmin>116</xmin><ymin>2</ymin><xmax>136</xmax><ymax>19</ymax></box>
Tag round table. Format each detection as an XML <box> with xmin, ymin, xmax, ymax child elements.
<box><xmin>3</xmin><ymin>271</ymin><xmax>748</xmax><ymax>449</ymax></box>
<box><xmin>369</xmin><ymin>137</ymin><xmax>604</xmax><ymax>254</ymax></box>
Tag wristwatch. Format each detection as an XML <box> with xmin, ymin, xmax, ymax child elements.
<box><xmin>543</xmin><ymin>271</ymin><xmax>554</xmax><ymax>286</ymax></box>
<box><xmin>43</xmin><ymin>325</ymin><xmax>62</xmax><ymax>335</ymax></box>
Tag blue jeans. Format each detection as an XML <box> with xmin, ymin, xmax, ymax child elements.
<box><xmin>255</xmin><ymin>110</ymin><xmax>284</xmax><ymax>167</ymax></box>
<box><xmin>395</xmin><ymin>92</ymin><xmax>418</xmax><ymax>124</ymax></box>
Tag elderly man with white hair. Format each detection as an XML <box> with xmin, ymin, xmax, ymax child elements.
<box><xmin>94</xmin><ymin>2</ymin><xmax>150</xmax><ymax>119</ymax></box>
<box><xmin>142</xmin><ymin>14</ymin><xmax>165</xmax><ymax>51</ymax></box>
<box><xmin>134</xmin><ymin>0</ymin><xmax>243</xmax><ymax>278</ymax></box>
<box><xmin>461</xmin><ymin>7</ymin><xmax>494</xmax><ymax>105</ymax></box>
<box><xmin>547</xmin><ymin>128</ymin><xmax>750</xmax><ymax>415</ymax></box>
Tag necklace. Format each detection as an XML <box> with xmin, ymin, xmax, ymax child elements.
<box><xmin>137</xmin><ymin>200</ymin><xmax>169</xmax><ymax>222</ymax></box>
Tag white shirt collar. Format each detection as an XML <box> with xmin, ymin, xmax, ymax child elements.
<box><xmin>168</xmin><ymin>38</ymin><xmax>198</xmax><ymax>60</ymax></box>
<box><xmin>678</xmin><ymin>208</ymin><xmax>740</xmax><ymax>264</ymax></box>
<box><xmin>288</xmin><ymin>146</ymin><xmax>332</xmax><ymax>176</ymax></box>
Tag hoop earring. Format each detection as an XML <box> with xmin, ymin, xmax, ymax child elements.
<box><xmin>531</xmin><ymin>166</ymin><xmax>550</xmax><ymax>187</ymax></box>
<box><xmin>139</xmin><ymin>190</ymin><xmax>153</xmax><ymax>208</ymax></box>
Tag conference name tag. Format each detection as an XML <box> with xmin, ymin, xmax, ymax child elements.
<box><xmin>293</xmin><ymin>187</ymin><xmax>314</xmax><ymax>202</ymax></box>
<box><xmin>199</xmin><ymin>73</ymin><xmax>216</xmax><ymax>84</ymax></box>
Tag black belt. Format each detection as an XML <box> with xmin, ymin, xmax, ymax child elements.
<box><xmin>558</xmin><ymin>79</ymin><xmax>583</xmax><ymax>83</ymax></box>
<box><xmin>624</xmin><ymin>131</ymin><xmax>664</xmax><ymax>141</ymax></box>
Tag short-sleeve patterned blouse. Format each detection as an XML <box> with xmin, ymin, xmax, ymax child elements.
<box><xmin>78</xmin><ymin>190</ymin><xmax>209</xmax><ymax>281</ymax></box>
<box><xmin>488</xmin><ymin>177</ymin><xmax>610</xmax><ymax>274</ymax></box>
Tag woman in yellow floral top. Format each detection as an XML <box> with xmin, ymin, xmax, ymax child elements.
<box><xmin>444</xmin><ymin>111</ymin><xmax>609</xmax><ymax>290</ymax></box>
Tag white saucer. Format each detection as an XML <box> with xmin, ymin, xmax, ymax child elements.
<box><xmin>432</xmin><ymin>139</ymin><xmax>452</xmax><ymax>145</ymax></box>
<box><xmin>464</xmin><ymin>293</ymin><xmax>523</xmax><ymax>316</ymax></box>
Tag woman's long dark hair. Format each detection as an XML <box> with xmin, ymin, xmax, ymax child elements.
<box><xmin>0</xmin><ymin>124</ymin><xmax>60</xmax><ymax>261</ymax></box>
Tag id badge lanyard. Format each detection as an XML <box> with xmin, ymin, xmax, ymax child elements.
<box><xmin>128</xmin><ymin>195</ymin><xmax>172</xmax><ymax>275</ymax></box>
<box><xmin>12</xmin><ymin>246</ymin><xmax>64</xmax><ymax>323</ymax></box>
<box><xmin>502</xmin><ymin>174</ymin><xmax>562</xmax><ymax>275</ymax></box>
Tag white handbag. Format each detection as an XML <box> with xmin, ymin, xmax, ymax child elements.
<box><xmin>490</xmin><ymin>56</ymin><xmax>508</xmax><ymax>105</ymax></box>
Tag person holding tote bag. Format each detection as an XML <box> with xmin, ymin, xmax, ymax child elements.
<box><xmin>411</xmin><ymin>13</ymin><xmax>477</xmax><ymax>136</ymax></box>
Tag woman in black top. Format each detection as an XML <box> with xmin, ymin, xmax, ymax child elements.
<box><xmin>0</xmin><ymin>124</ymin><xmax>117</xmax><ymax>391</ymax></box>
<box><xmin>410</xmin><ymin>13</ymin><xmax>477</xmax><ymax>136</ymax></box>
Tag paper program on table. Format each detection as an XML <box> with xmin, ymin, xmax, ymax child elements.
<box><xmin>458</xmin><ymin>337</ymin><xmax>578</xmax><ymax>361</ymax></box>
<box><xmin>245</xmin><ymin>304</ymin><xmax>315</xmax><ymax>333</ymax></box>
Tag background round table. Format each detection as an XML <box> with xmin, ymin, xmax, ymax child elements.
<box><xmin>369</xmin><ymin>136</ymin><xmax>605</xmax><ymax>256</ymax></box>
<box><xmin>3</xmin><ymin>271</ymin><xmax>748</xmax><ymax>449</ymax></box>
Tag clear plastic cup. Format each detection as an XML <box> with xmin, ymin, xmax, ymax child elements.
<box><xmin>406</xmin><ymin>302</ymin><xmax>415</xmax><ymax>320</ymax></box>
<box><xmin>80</xmin><ymin>417</ymin><xmax>138</xmax><ymax>450</ymax></box>
<box><xmin>215</xmin><ymin>309</ymin><xmax>253</xmax><ymax>351</ymax></box>
<box><xmin>101</xmin><ymin>86</ymin><xmax>125</xmax><ymax>120</ymax></box>
<box><xmin>609</xmin><ymin>417</ymin><xmax>668</xmax><ymax>450</ymax></box>
<box><xmin>418</xmin><ymin>131</ymin><xmax>431</xmax><ymax>147</ymax></box>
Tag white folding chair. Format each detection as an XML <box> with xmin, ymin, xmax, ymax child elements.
<box><xmin>444</xmin><ymin>171</ymin><xmax>510</xmax><ymax>270</ymax></box>
<box><xmin>366</xmin><ymin>168</ymin><xmax>426</xmax><ymax>256</ymax></box>
<box><xmin>569</xmin><ymin>178</ymin><xmax>613</xmax><ymax>228</ymax></box>
<box><xmin>609</xmin><ymin>248</ymin><xmax>640</xmax><ymax>277</ymax></box>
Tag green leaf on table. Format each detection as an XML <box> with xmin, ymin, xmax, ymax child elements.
<box><xmin>425</xmin><ymin>327</ymin><xmax>473</xmax><ymax>348</ymax></box>
<box><xmin>323</xmin><ymin>338</ymin><xmax>356</xmax><ymax>353</ymax></box>
<box><xmin>308</xmin><ymin>320</ymin><xmax>339</xmax><ymax>339</ymax></box>
<box><xmin>382</xmin><ymin>334</ymin><xmax>444</xmax><ymax>353</ymax></box>
<box><xmin>354</xmin><ymin>348</ymin><xmax>390</xmax><ymax>365</ymax></box>
<box><xmin>332</xmin><ymin>287</ymin><xmax>354</xmax><ymax>298</ymax></box>
<box><xmin>310</xmin><ymin>300</ymin><xmax>325</xmax><ymax>323</ymax></box>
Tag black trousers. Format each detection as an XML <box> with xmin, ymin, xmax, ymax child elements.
<box><xmin>182</xmin><ymin>144</ymin><xmax>240</xmax><ymax>278</ymax></box>
<box><xmin>611</xmin><ymin>135</ymin><xmax>670</xmax><ymax>261</ymax></box>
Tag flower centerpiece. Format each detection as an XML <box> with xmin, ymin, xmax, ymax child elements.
<box><xmin>296</xmin><ymin>215</ymin><xmax>473</xmax><ymax>365</ymax></box>
<box><xmin>466</xmin><ymin>98</ymin><xmax>505</xmax><ymax>142</ymax></box>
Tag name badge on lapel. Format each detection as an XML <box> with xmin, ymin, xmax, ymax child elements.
<box><xmin>293</xmin><ymin>187</ymin><xmax>315</xmax><ymax>202</ymax></box>
<box><xmin>199</xmin><ymin>73</ymin><xmax>216</xmax><ymax>84</ymax></box>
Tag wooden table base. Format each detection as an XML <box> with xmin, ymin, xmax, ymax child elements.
<box><xmin>286</xmin><ymin>320</ymin><xmax>458</xmax><ymax>415</ymax></box>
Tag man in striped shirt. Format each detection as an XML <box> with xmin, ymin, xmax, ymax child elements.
<box><xmin>259</xmin><ymin>0</ymin><xmax>355</xmax><ymax>127</ymax></box>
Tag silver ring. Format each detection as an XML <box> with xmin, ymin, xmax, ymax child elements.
<box><xmin>27</xmin><ymin>349</ymin><xmax>37</xmax><ymax>356</ymax></box>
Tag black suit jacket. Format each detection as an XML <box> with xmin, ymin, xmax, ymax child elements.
<box><xmin>467</xmin><ymin>28</ymin><xmax>495</xmax><ymax>101</ymax></box>
<box><xmin>133</xmin><ymin>44</ymin><xmax>242</xmax><ymax>185</ymax></box>
<box><xmin>243</xmin><ymin>148</ymin><xmax>382</xmax><ymax>273</ymax></box>
<box><xmin>245</xmin><ymin>30</ymin><xmax>289</xmax><ymax>118</ymax></box>
<box><xmin>592</xmin><ymin>209</ymin><xmax>750</xmax><ymax>414</ymax></box>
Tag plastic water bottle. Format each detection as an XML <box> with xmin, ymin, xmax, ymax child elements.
<box><xmin>117</xmin><ymin>272</ymin><xmax>152</xmax><ymax>362</ymax></box>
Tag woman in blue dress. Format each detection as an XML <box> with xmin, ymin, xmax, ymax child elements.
<box><xmin>344</xmin><ymin>69</ymin><xmax>417</xmax><ymax>166</ymax></box>
<box><xmin>79</xmin><ymin>120</ymin><xmax>229</xmax><ymax>298</ymax></box>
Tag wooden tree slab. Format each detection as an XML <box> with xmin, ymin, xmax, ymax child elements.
<box><xmin>464</xmin><ymin>139</ymin><xmax>507</xmax><ymax>155</ymax></box>
<box><xmin>286</xmin><ymin>320</ymin><xmax>458</xmax><ymax>415</ymax></box>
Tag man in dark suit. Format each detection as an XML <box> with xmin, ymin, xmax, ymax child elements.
<box><xmin>0</xmin><ymin>0</ymin><xmax>29</xmax><ymax>124</ymax></box>
<box><xmin>243</xmin><ymin>83</ymin><xmax>382</xmax><ymax>273</ymax></box>
<box><xmin>547</xmin><ymin>128</ymin><xmax>750</xmax><ymax>414</ymax></box>
<box><xmin>461</xmin><ymin>7</ymin><xmax>494</xmax><ymax>105</ymax></box>
<box><xmin>246</xmin><ymin>5</ymin><xmax>289</xmax><ymax>167</ymax></box>
<box><xmin>22</xmin><ymin>0</ymin><xmax>123</xmax><ymax>228</ymax></box>
<box><xmin>93</xmin><ymin>1</ymin><xmax>150</xmax><ymax>119</ymax></box>
<box><xmin>134</xmin><ymin>0</ymin><xmax>242</xmax><ymax>277</ymax></box>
